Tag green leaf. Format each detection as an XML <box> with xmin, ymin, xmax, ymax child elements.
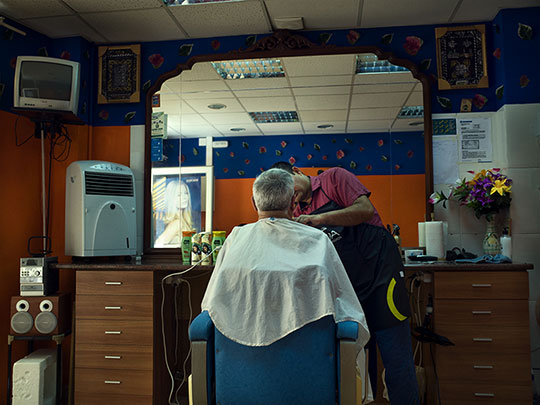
<box><xmin>178</xmin><ymin>43</ymin><xmax>193</xmax><ymax>56</ymax></box>
<box><xmin>496</xmin><ymin>85</ymin><xmax>504</xmax><ymax>100</ymax></box>
<box><xmin>124</xmin><ymin>111</ymin><xmax>136</xmax><ymax>123</ymax></box>
<box><xmin>143</xmin><ymin>80</ymin><xmax>152</xmax><ymax>91</ymax></box>
<box><xmin>245</xmin><ymin>35</ymin><xmax>257</xmax><ymax>47</ymax></box>
<box><xmin>419</xmin><ymin>58</ymin><xmax>431</xmax><ymax>71</ymax></box>
<box><xmin>381</xmin><ymin>33</ymin><xmax>394</xmax><ymax>45</ymax></box>
<box><xmin>517</xmin><ymin>23</ymin><xmax>533</xmax><ymax>40</ymax></box>
<box><xmin>436</xmin><ymin>96</ymin><xmax>452</xmax><ymax>110</ymax></box>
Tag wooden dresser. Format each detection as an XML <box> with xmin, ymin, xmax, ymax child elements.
<box><xmin>74</xmin><ymin>270</ymin><xmax>155</xmax><ymax>404</ymax></box>
<box><xmin>433</xmin><ymin>269</ymin><xmax>531</xmax><ymax>404</ymax></box>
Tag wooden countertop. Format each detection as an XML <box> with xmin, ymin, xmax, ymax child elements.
<box><xmin>54</xmin><ymin>261</ymin><xmax>533</xmax><ymax>272</ymax></box>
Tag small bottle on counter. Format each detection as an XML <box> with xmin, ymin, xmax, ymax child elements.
<box><xmin>212</xmin><ymin>231</ymin><xmax>226</xmax><ymax>263</ymax></box>
<box><xmin>500</xmin><ymin>228</ymin><xmax>512</xmax><ymax>259</ymax></box>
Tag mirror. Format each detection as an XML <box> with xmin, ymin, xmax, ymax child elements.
<box><xmin>144</xmin><ymin>31</ymin><xmax>433</xmax><ymax>253</ymax></box>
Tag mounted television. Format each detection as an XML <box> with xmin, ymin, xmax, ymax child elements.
<box><xmin>14</xmin><ymin>56</ymin><xmax>80</xmax><ymax>115</ymax></box>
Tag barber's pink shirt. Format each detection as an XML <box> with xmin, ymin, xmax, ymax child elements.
<box><xmin>293</xmin><ymin>167</ymin><xmax>384</xmax><ymax>227</ymax></box>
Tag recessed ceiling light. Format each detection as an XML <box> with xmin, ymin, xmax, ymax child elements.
<box><xmin>356</xmin><ymin>54</ymin><xmax>409</xmax><ymax>74</ymax></box>
<box><xmin>317</xmin><ymin>124</ymin><xmax>334</xmax><ymax>129</ymax></box>
<box><xmin>408</xmin><ymin>121</ymin><xmax>424</xmax><ymax>126</ymax></box>
<box><xmin>230</xmin><ymin>127</ymin><xmax>246</xmax><ymax>132</ymax></box>
<box><xmin>208</xmin><ymin>103</ymin><xmax>227</xmax><ymax>110</ymax></box>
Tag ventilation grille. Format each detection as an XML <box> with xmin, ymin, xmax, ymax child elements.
<box><xmin>85</xmin><ymin>172</ymin><xmax>134</xmax><ymax>197</ymax></box>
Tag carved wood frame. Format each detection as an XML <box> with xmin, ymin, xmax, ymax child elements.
<box><xmin>143</xmin><ymin>30</ymin><xmax>434</xmax><ymax>254</ymax></box>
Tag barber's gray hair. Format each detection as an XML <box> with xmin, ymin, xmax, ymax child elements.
<box><xmin>253</xmin><ymin>168</ymin><xmax>294</xmax><ymax>211</ymax></box>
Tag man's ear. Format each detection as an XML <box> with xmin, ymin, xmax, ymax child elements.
<box><xmin>251</xmin><ymin>196</ymin><xmax>258</xmax><ymax>212</ymax></box>
<box><xmin>292</xmin><ymin>166</ymin><xmax>302</xmax><ymax>175</ymax></box>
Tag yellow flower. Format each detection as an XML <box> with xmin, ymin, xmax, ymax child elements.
<box><xmin>490</xmin><ymin>178</ymin><xmax>511</xmax><ymax>196</ymax></box>
<box><xmin>471</xmin><ymin>169</ymin><xmax>487</xmax><ymax>184</ymax></box>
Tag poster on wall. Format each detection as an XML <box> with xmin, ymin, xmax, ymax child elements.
<box><xmin>458</xmin><ymin>117</ymin><xmax>492</xmax><ymax>162</ymax></box>
<box><xmin>152</xmin><ymin>173</ymin><xmax>202</xmax><ymax>248</ymax></box>
<box><xmin>151</xmin><ymin>112</ymin><xmax>168</xmax><ymax>138</ymax></box>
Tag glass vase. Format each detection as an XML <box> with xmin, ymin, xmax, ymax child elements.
<box><xmin>483</xmin><ymin>216</ymin><xmax>501</xmax><ymax>256</ymax></box>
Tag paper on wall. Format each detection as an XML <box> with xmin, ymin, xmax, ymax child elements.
<box><xmin>458</xmin><ymin>117</ymin><xmax>492</xmax><ymax>162</ymax></box>
<box><xmin>433</xmin><ymin>135</ymin><xmax>458</xmax><ymax>184</ymax></box>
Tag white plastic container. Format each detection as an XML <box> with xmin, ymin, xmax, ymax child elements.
<box><xmin>500</xmin><ymin>230</ymin><xmax>512</xmax><ymax>259</ymax></box>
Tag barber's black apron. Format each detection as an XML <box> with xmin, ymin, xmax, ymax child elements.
<box><xmin>310</xmin><ymin>199</ymin><xmax>410</xmax><ymax>332</ymax></box>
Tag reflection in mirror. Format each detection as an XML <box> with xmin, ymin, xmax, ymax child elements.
<box><xmin>149</xmin><ymin>53</ymin><xmax>426</xmax><ymax>249</ymax></box>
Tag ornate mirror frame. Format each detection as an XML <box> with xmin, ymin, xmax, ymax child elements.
<box><xmin>144</xmin><ymin>30</ymin><xmax>434</xmax><ymax>254</ymax></box>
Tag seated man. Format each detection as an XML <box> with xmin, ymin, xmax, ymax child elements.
<box><xmin>201</xmin><ymin>168</ymin><xmax>370</xmax><ymax>381</ymax></box>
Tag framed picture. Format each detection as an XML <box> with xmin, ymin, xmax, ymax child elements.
<box><xmin>150</xmin><ymin>166</ymin><xmax>214</xmax><ymax>248</ymax></box>
<box><xmin>98</xmin><ymin>44</ymin><xmax>140</xmax><ymax>104</ymax></box>
<box><xmin>435</xmin><ymin>25</ymin><xmax>488</xmax><ymax>90</ymax></box>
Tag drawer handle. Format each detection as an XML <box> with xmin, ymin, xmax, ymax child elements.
<box><xmin>474</xmin><ymin>393</ymin><xmax>495</xmax><ymax>397</ymax></box>
<box><xmin>105</xmin><ymin>306</ymin><xmax>122</xmax><ymax>310</ymax></box>
<box><xmin>473</xmin><ymin>365</ymin><xmax>494</xmax><ymax>369</ymax></box>
<box><xmin>105</xmin><ymin>281</ymin><xmax>122</xmax><ymax>285</ymax></box>
<box><xmin>472</xmin><ymin>283</ymin><xmax>492</xmax><ymax>288</ymax></box>
<box><xmin>104</xmin><ymin>381</ymin><xmax>121</xmax><ymax>385</ymax></box>
<box><xmin>104</xmin><ymin>355</ymin><xmax>122</xmax><ymax>360</ymax></box>
<box><xmin>473</xmin><ymin>338</ymin><xmax>493</xmax><ymax>342</ymax></box>
<box><xmin>472</xmin><ymin>310</ymin><xmax>492</xmax><ymax>315</ymax></box>
<box><xmin>105</xmin><ymin>331</ymin><xmax>122</xmax><ymax>335</ymax></box>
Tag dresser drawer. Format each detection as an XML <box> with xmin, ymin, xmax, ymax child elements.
<box><xmin>77</xmin><ymin>271</ymin><xmax>153</xmax><ymax>296</ymax></box>
<box><xmin>435</xmin><ymin>299</ymin><xmax>529</xmax><ymax>328</ymax></box>
<box><xmin>439</xmin><ymin>382</ymin><xmax>531</xmax><ymax>404</ymax></box>
<box><xmin>436</xmin><ymin>350</ymin><xmax>530</xmax><ymax>384</ymax></box>
<box><xmin>74</xmin><ymin>392</ymin><xmax>152</xmax><ymax>405</ymax></box>
<box><xmin>76</xmin><ymin>294</ymin><xmax>153</xmax><ymax>320</ymax></box>
<box><xmin>76</xmin><ymin>319</ymin><xmax>153</xmax><ymax>345</ymax></box>
<box><xmin>76</xmin><ymin>343</ymin><xmax>152</xmax><ymax>370</ymax></box>
<box><xmin>75</xmin><ymin>368</ymin><xmax>152</xmax><ymax>396</ymax></box>
<box><xmin>434</xmin><ymin>272</ymin><xmax>528</xmax><ymax>299</ymax></box>
<box><xmin>434</xmin><ymin>323</ymin><xmax>530</xmax><ymax>354</ymax></box>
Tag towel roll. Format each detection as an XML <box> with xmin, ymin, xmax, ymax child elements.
<box><xmin>418</xmin><ymin>222</ymin><xmax>426</xmax><ymax>247</ymax></box>
<box><xmin>425</xmin><ymin>221</ymin><xmax>445</xmax><ymax>259</ymax></box>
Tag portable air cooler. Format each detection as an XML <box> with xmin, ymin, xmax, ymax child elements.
<box><xmin>65</xmin><ymin>161</ymin><xmax>137</xmax><ymax>257</ymax></box>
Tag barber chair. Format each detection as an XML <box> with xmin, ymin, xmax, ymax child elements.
<box><xmin>189</xmin><ymin>311</ymin><xmax>362</xmax><ymax>405</ymax></box>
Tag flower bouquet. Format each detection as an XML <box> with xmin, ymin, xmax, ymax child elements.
<box><xmin>430</xmin><ymin>169</ymin><xmax>512</xmax><ymax>221</ymax></box>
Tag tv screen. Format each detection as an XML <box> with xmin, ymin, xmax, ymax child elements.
<box><xmin>19</xmin><ymin>61</ymin><xmax>73</xmax><ymax>101</ymax></box>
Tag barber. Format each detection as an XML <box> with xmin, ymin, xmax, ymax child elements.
<box><xmin>271</xmin><ymin>162</ymin><xmax>419</xmax><ymax>405</ymax></box>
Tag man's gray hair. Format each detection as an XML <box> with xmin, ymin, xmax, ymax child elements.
<box><xmin>253</xmin><ymin>168</ymin><xmax>294</xmax><ymax>211</ymax></box>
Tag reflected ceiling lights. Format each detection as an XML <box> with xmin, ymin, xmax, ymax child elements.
<box><xmin>164</xmin><ymin>0</ymin><xmax>239</xmax><ymax>5</ymax></box>
<box><xmin>317</xmin><ymin>124</ymin><xmax>334</xmax><ymax>129</ymax></box>
<box><xmin>356</xmin><ymin>54</ymin><xmax>408</xmax><ymax>74</ymax></box>
<box><xmin>249</xmin><ymin>111</ymin><xmax>298</xmax><ymax>123</ymax></box>
<box><xmin>397</xmin><ymin>106</ymin><xmax>424</xmax><ymax>119</ymax></box>
<box><xmin>207</xmin><ymin>103</ymin><xmax>227</xmax><ymax>110</ymax></box>
<box><xmin>230</xmin><ymin>128</ymin><xmax>246</xmax><ymax>132</ymax></box>
<box><xmin>211</xmin><ymin>59</ymin><xmax>285</xmax><ymax>80</ymax></box>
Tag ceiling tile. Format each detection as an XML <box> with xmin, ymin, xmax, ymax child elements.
<box><xmin>289</xmin><ymin>75</ymin><xmax>352</xmax><ymax>88</ymax></box>
<box><xmin>258</xmin><ymin>122</ymin><xmax>303</xmax><ymax>134</ymax></box>
<box><xmin>347</xmin><ymin>120</ymin><xmax>393</xmax><ymax>132</ymax></box>
<box><xmin>185</xmin><ymin>98</ymin><xmax>245</xmax><ymax>113</ymax></box>
<box><xmin>264</xmin><ymin>0</ymin><xmax>360</xmax><ymax>30</ymax></box>
<box><xmin>349</xmin><ymin>107</ymin><xmax>401</xmax><ymax>120</ymax></box>
<box><xmin>177</xmin><ymin>124</ymin><xmax>221</xmax><ymax>138</ymax></box>
<box><xmin>152</xmin><ymin>99</ymin><xmax>196</xmax><ymax>115</ymax></box>
<box><xmin>178</xmin><ymin>63</ymin><xmax>221</xmax><ymax>81</ymax></box>
<box><xmin>202</xmin><ymin>112</ymin><xmax>253</xmax><ymax>125</ymax></box>
<box><xmin>295</xmin><ymin>95</ymin><xmax>350</xmax><ymax>111</ymax></box>
<box><xmin>169</xmin><ymin>0</ymin><xmax>270</xmax><ymax>38</ymax></box>
<box><xmin>63</xmin><ymin>0</ymin><xmax>161</xmax><ymax>13</ymax></box>
<box><xmin>452</xmin><ymin>0</ymin><xmax>540</xmax><ymax>23</ymax></box>
<box><xmin>0</xmin><ymin>0</ymin><xmax>72</xmax><ymax>19</ymax></box>
<box><xmin>361</xmin><ymin>0</ymin><xmax>460</xmax><ymax>28</ymax></box>
<box><xmin>225</xmin><ymin>77</ymin><xmax>289</xmax><ymax>90</ymax></box>
<box><xmin>303</xmin><ymin>122</ymin><xmax>347</xmax><ymax>133</ymax></box>
<box><xmin>391</xmin><ymin>118</ymin><xmax>424</xmax><ymax>131</ymax></box>
<box><xmin>180</xmin><ymin>90</ymin><xmax>235</xmax><ymax>100</ymax></box>
<box><xmin>283</xmin><ymin>54</ymin><xmax>356</xmax><ymax>77</ymax></box>
<box><xmin>405</xmin><ymin>91</ymin><xmax>424</xmax><ymax>106</ymax></box>
<box><xmin>239</xmin><ymin>96</ymin><xmax>296</xmax><ymax>111</ymax></box>
<box><xmin>351</xmin><ymin>92</ymin><xmax>409</xmax><ymax>108</ymax></box>
<box><xmin>213</xmin><ymin>123</ymin><xmax>262</xmax><ymax>136</ymax></box>
<box><xmin>18</xmin><ymin>15</ymin><xmax>106</xmax><ymax>42</ymax></box>
<box><xmin>354</xmin><ymin>72</ymin><xmax>416</xmax><ymax>85</ymax></box>
<box><xmin>82</xmin><ymin>8</ymin><xmax>185</xmax><ymax>42</ymax></box>
<box><xmin>299</xmin><ymin>110</ymin><xmax>348</xmax><ymax>122</ymax></box>
<box><xmin>292</xmin><ymin>85</ymin><xmax>351</xmax><ymax>96</ymax></box>
<box><xmin>172</xmin><ymin>80</ymin><xmax>230</xmax><ymax>93</ymax></box>
<box><xmin>353</xmin><ymin>83</ymin><xmax>415</xmax><ymax>94</ymax></box>
<box><xmin>234</xmin><ymin>88</ymin><xmax>292</xmax><ymax>98</ymax></box>
<box><xmin>171</xmin><ymin>114</ymin><xmax>208</xmax><ymax>126</ymax></box>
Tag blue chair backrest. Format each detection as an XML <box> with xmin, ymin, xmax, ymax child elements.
<box><xmin>213</xmin><ymin>315</ymin><xmax>338</xmax><ymax>405</ymax></box>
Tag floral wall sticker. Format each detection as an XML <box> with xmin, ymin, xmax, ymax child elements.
<box><xmin>148</xmin><ymin>53</ymin><xmax>164</xmax><ymax>69</ymax></box>
<box><xmin>493</xmin><ymin>48</ymin><xmax>501</xmax><ymax>59</ymax></box>
<box><xmin>520</xmin><ymin>75</ymin><xmax>530</xmax><ymax>88</ymax></box>
<box><xmin>472</xmin><ymin>94</ymin><xmax>487</xmax><ymax>110</ymax></box>
<box><xmin>336</xmin><ymin>150</ymin><xmax>345</xmax><ymax>159</ymax></box>
<box><xmin>347</xmin><ymin>30</ymin><xmax>360</xmax><ymax>45</ymax></box>
<box><xmin>288</xmin><ymin>157</ymin><xmax>296</xmax><ymax>165</ymax></box>
<box><xmin>211</xmin><ymin>40</ymin><xmax>220</xmax><ymax>50</ymax></box>
<box><xmin>259</xmin><ymin>146</ymin><xmax>266</xmax><ymax>154</ymax></box>
<box><xmin>98</xmin><ymin>110</ymin><xmax>109</xmax><ymax>120</ymax></box>
<box><xmin>60</xmin><ymin>50</ymin><xmax>71</xmax><ymax>60</ymax></box>
<box><xmin>403</xmin><ymin>36</ymin><xmax>423</xmax><ymax>56</ymax></box>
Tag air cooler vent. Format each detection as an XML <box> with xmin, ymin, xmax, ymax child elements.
<box><xmin>85</xmin><ymin>172</ymin><xmax>133</xmax><ymax>197</ymax></box>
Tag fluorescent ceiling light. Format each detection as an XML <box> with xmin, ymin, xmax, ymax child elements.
<box><xmin>249</xmin><ymin>111</ymin><xmax>298</xmax><ymax>124</ymax></box>
<box><xmin>397</xmin><ymin>106</ymin><xmax>424</xmax><ymax>119</ymax></box>
<box><xmin>356</xmin><ymin>54</ymin><xmax>408</xmax><ymax>74</ymax></box>
<box><xmin>211</xmin><ymin>59</ymin><xmax>285</xmax><ymax>80</ymax></box>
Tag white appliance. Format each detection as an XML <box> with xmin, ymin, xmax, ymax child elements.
<box><xmin>65</xmin><ymin>161</ymin><xmax>136</xmax><ymax>257</ymax></box>
<box><xmin>12</xmin><ymin>348</ymin><xmax>56</xmax><ymax>405</ymax></box>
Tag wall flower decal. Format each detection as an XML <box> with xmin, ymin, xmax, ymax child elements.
<box><xmin>472</xmin><ymin>94</ymin><xmax>487</xmax><ymax>110</ymax></box>
<box><xmin>336</xmin><ymin>150</ymin><xmax>345</xmax><ymax>159</ymax></box>
<box><xmin>394</xmin><ymin>164</ymin><xmax>401</xmax><ymax>171</ymax></box>
<box><xmin>223</xmin><ymin>167</ymin><xmax>229</xmax><ymax>173</ymax></box>
<box><xmin>98</xmin><ymin>110</ymin><xmax>109</xmax><ymax>120</ymax></box>
<box><xmin>259</xmin><ymin>146</ymin><xmax>267</xmax><ymax>154</ymax></box>
<box><xmin>403</xmin><ymin>36</ymin><xmax>423</xmax><ymax>56</ymax></box>
<box><xmin>148</xmin><ymin>53</ymin><xmax>164</xmax><ymax>69</ymax></box>
<box><xmin>347</xmin><ymin>30</ymin><xmax>360</xmax><ymax>45</ymax></box>
<box><xmin>211</xmin><ymin>40</ymin><xmax>220</xmax><ymax>50</ymax></box>
<box><xmin>289</xmin><ymin>157</ymin><xmax>296</xmax><ymax>165</ymax></box>
<box><xmin>244</xmin><ymin>159</ymin><xmax>250</xmax><ymax>165</ymax></box>
<box><xmin>377</xmin><ymin>139</ymin><xmax>384</xmax><ymax>147</ymax></box>
<box><xmin>520</xmin><ymin>75</ymin><xmax>530</xmax><ymax>88</ymax></box>
<box><xmin>229</xmin><ymin>152</ymin><xmax>235</xmax><ymax>157</ymax></box>
<box><xmin>365</xmin><ymin>164</ymin><xmax>373</xmax><ymax>172</ymax></box>
<box><xmin>407</xmin><ymin>150</ymin><xmax>414</xmax><ymax>158</ymax></box>
<box><xmin>307</xmin><ymin>154</ymin><xmax>313</xmax><ymax>160</ymax></box>
<box><xmin>60</xmin><ymin>50</ymin><xmax>71</xmax><ymax>60</ymax></box>
<box><xmin>322</xmin><ymin>155</ymin><xmax>328</xmax><ymax>160</ymax></box>
<box><xmin>493</xmin><ymin>48</ymin><xmax>501</xmax><ymax>59</ymax></box>
<box><xmin>280</xmin><ymin>140</ymin><xmax>288</xmax><ymax>148</ymax></box>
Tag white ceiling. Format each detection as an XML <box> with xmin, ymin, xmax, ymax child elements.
<box><xmin>2</xmin><ymin>0</ymin><xmax>538</xmax><ymax>137</ymax></box>
<box><xmin>154</xmin><ymin>55</ymin><xmax>423</xmax><ymax>137</ymax></box>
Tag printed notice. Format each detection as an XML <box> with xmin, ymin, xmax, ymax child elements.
<box><xmin>433</xmin><ymin>136</ymin><xmax>459</xmax><ymax>184</ymax></box>
<box><xmin>458</xmin><ymin>117</ymin><xmax>492</xmax><ymax>162</ymax></box>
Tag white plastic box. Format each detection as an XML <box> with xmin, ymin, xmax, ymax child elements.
<box><xmin>12</xmin><ymin>348</ymin><xmax>56</xmax><ymax>405</ymax></box>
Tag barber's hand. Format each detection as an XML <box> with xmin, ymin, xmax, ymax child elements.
<box><xmin>294</xmin><ymin>214</ymin><xmax>323</xmax><ymax>227</ymax></box>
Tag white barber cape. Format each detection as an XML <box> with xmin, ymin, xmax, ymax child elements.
<box><xmin>201</xmin><ymin>217</ymin><xmax>370</xmax><ymax>348</ymax></box>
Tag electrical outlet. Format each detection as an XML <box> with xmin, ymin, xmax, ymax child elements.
<box><xmin>164</xmin><ymin>275</ymin><xmax>182</xmax><ymax>286</ymax></box>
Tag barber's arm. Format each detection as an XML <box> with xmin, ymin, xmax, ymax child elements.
<box><xmin>295</xmin><ymin>195</ymin><xmax>374</xmax><ymax>227</ymax></box>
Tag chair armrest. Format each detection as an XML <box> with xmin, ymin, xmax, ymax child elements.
<box><xmin>189</xmin><ymin>311</ymin><xmax>214</xmax><ymax>341</ymax></box>
<box><xmin>336</xmin><ymin>321</ymin><xmax>358</xmax><ymax>341</ymax></box>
